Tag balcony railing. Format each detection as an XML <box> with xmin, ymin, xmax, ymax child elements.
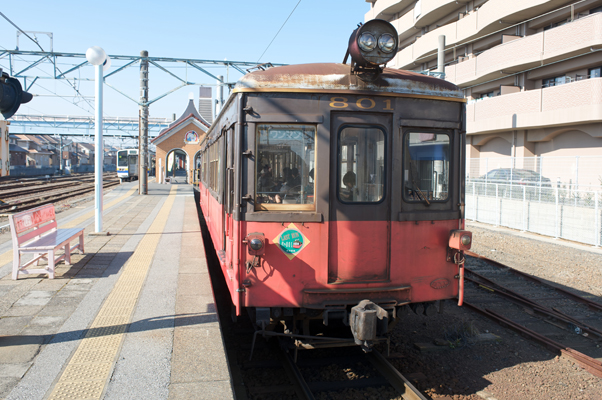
<box><xmin>466</xmin><ymin>77</ymin><xmax>602</xmax><ymax>134</ymax></box>
<box><xmin>444</xmin><ymin>13</ymin><xmax>602</xmax><ymax>86</ymax></box>
<box><xmin>391</xmin><ymin>0</ymin><xmax>600</xmax><ymax>70</ymax></box>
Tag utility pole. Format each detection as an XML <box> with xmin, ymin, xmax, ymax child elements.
<box><xmin>139</xmin><ymin>50</ymin><xmax>149</xmax><ymax>195</ymax></box>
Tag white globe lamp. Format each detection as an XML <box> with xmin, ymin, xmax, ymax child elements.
<box><xmin>103</xmin><ymin>56</ymin><xmax>111</xmax><ymax>71</ymax></box>
<box><xmin>86</xmin><ymin>46</ymin><xmax>106</xmax><ymax>66</ymax></box>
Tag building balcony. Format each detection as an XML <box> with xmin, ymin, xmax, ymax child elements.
<box><xmin>415</xmin><ymin>0</ymin><xmax>469</xmax><ymax>29</ymax></box>
<box><xmin>445</xmin><ymin>13</ymin><xmax>602</xmax><ymax>87</ymax></box>
<box><xmin>466</xmin><ymin>77</ymin><xmax>602</xmax><ymax>135</ymax></box>
<box><xmin>391</xmin><ymin>0</ymin><xmax>571</xmax><ymax>69</ymax></box>
<box><xmin>365</xmin><ymin>0</ymin><xmax>414</xmax><ymax>21</ymax></box>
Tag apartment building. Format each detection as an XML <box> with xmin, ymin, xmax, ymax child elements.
<box><xmin>364</xmin><ymin>0</ymin><xmax>602</xmax><ymax>186</ymax></box>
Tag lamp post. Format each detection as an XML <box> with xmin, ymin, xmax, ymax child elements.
<box><xmin>86</xmin><ymin>46</ymin><xmax>110</xmax><ymax>234</ymax></box>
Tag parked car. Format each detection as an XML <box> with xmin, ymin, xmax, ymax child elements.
<box><xmin>471</xmin><ymin>168</ymin><xmax>552</xmax><ymax>187</ymax></box>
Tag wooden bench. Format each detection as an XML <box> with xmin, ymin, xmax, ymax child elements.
<box><xmin>8</xmin><ymin>204</ymin><xmax>85</xmax><ymax>280</ymax></box>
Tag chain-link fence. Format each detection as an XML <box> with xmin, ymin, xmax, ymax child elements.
<box><xmin>466</xmin><ymin>181</ymin><xmax>602</xmax><ymax>247</ymax></box>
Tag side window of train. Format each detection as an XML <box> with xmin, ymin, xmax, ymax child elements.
<box><xmin>255</xmin><ymin>124</ymin><xmax>316</xmax><ymax>210</ymax></box>
<box><xmin>403</xmin><ymin>131</ymin><xmax>451</xmax><ymax>203</ymax></box>
<box><xmin>337</xmin><ymin>125</ymin><xmax>386</xmax><ymax>203</ymax></box>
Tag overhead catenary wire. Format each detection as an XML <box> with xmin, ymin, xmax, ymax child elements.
<box><xmin>0</xmin><ymin>33</ymin><xmax>96</xmax><ymax>115</ymax></box>
<box><xmin>0</xmin><ymin>11</ymin><xmax>44</xmax><ymax>52</ymax></box>
<box><xmin>0</xmin><ymin>11</ymin><xmax>98</xmax><ymax>113</ymax></box>
<box><xmin>257</xmin><ymin>0</ymin><xmax>302</xmax><ymax>63</ymax></box>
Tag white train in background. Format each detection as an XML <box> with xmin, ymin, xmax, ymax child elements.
<box><xmin>117</xmin><ymin>148</ymin><xmax>138</xmax><ymax>182</ymax></box>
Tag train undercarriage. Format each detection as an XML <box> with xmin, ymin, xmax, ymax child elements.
<box><xmin>246</xmin><ymin>299</ymin><xmax>443</xmax><ymax>358</ymax></box>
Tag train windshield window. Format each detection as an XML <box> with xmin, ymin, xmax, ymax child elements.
<box><xmin>337</xmin><ymin>126</ymin><xmax>386</xmax><ymax>203</ymax></box>
<box><xmin>117</xmin><ymin>152</ymin><xmax>128</xmax><ymax>167</ymax></box>
<box><xmin>403</xmin><ymin>132</ymin><xmax>450</xmax><ymax>203</ymax></box>
<box><xmin>256</xmin><ymin>124</ymin><xmax>316</xmax><ymax>209</ymax></box>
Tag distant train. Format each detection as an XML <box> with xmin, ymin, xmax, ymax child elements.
<box><xmin>117</xmin><ymin>148</ymin><xmax>138</xmax><ymax>182</ymax></box>
<box><xmin>197</xmin><ymin>20</ymin><xmax>472</xmax><ymax>351</ymax></box>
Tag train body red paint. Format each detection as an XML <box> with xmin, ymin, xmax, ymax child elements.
<box><xmin>197</xmin><ymin>21</ymin><xmax>471</xmax><ymax>349</ymax></box>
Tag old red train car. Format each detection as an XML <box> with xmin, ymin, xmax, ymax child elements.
<box><xmin>198</xmin><ymin>20</ymin><xmax>471</xmax><ymax>350</ymax></box>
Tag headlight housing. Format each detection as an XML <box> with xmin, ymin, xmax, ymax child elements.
<box><xmin>245</xmin><ymin>232</ymin><xmax>266</xmax><ymax>256</ymax></box>
<box><xmin>348</xmin><ymin>19</ymin><xmax>398</xmax><ymax>68</ymax></box>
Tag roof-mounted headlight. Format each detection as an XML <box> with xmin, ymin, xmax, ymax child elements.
<box><xmin>345</xmin><ymin>19</ymin><xmax>398</xmax><ymax>81</ymax></box>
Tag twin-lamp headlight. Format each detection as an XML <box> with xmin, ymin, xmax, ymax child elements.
<box><xmin>357</xmin><ymin>32</ymin><xmax>396</xmax><ymax>53</ymax></box>
<box><xmin>348</xmin><ymin>19</ymin><xmax>398</xmax><ymax>68</ymax></box>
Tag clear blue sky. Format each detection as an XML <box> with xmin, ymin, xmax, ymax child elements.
<box><xmin>1</xmin><ymin>1</ymin><xmax>370</xmax><ymax>125</ymax></box>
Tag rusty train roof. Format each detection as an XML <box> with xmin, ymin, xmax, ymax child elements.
<box><xmin>233</xmin><ymin>63</ymin><xmax>464</xmax><ymax>101</ymax></box>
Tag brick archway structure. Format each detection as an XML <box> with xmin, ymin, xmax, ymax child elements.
<box><xmin>151</xmin><ymin>99</ymin><xmax>210</xmax><ymax>184</ymax></box>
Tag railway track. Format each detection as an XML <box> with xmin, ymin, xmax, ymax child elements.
<box><xmin>231</xmin><ymin>332</ymin><xmax>429</xmax><ymax>400</ymax></box>
<box><xmin>463</xmin><ymin>250</ymin><xmax>602</xmax><ymax>378</ymax></box>
<box><xmin>0</xmin><ymin>172</ymin><xmax>120</xmax><ymax>214</ymax></box>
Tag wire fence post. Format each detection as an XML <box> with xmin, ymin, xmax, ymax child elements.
<box><xmin>555</xmin><ymin>186</ymin><xmax>559</xmax><ymax>239</ymax></box>
<box><xmin>539</xmin><ymin>156</ymin><xmax>543</xmax><ymax>202</ymax></box>
<box><xmin>472</xmin><ymin>182</ymin><xmax>476</xmax><ymax>221</ymax></box>
<box><xmin>522</xmin><ymin>185</ymin><xmax>526</xmax><ymax>232</ymax></box>
<box><xmin>594</xmin><ymin>190</ymin><xmax>600</xmax><ymax>247</ymax></box>
<box><xmin>495</xmin><ymin>184</ymin><xmax>499</xmax><ymax>227</ymax></box>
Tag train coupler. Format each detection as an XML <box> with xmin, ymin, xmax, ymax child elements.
<box><xmin>349</xmin><ymin>300</ymin><xmax>388</xmax><ymax>352</ymax></box>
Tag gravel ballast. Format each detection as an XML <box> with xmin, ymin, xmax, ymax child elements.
<box><xmin>385</xmin><ymin>221</ymin><xmax>602</xmax><ymax>400</ymax></box>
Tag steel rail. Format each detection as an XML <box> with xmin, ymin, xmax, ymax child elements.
<box><xmin>0</xmin><ymin>179</ymin><xmax>120</xmax><ymax>214</ymax></box>
<box><xmin>462</xmin><ymin>301</ymin><xmax>602</xmax><ymax>378</ymax></box>
<box><xmin>464</xmin><ymin>269</ymin><xmax>602</xmax><ymax>339</ymax></box>
<box><xmin>466</xmin><ymin>250</ymin><xmax>602</xmax><ymax>312</ymax></box>
<box><xmin>277</xmin><ymin>346</ymin><xmax>316</xmax><ymax>400</ymax></box>
<box><xmin>0</xmin><ymin>173</ymin><xmax>114</xmax><ymax>188</ymax></box>
<box><xmin>0</xmin><ymin>176</ymin><xmax>108</xmax><ymax>199</ymax></box>
<box><xmin>366</xmin><ymin>351</ymin><xmax>430</xmax><ymax>400</ymax></box>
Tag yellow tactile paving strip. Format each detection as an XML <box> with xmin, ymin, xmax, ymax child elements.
<box><xmin>0</xmin><ymin>186</ymin><xmax>138</xmax><ymax>267</ymax></box>
<box><xmin>47</xmin><ymin>185</ymin><xmax>177</xmax><ymax>400</ymax></box>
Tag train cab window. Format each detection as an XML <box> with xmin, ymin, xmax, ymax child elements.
<box><xmin>337</xmin><ymin>126</ymin><xmax>386</xmax><ymax>203</ymax></box>
<box><xmin>117</xmin><ymin>152</ymin><xmax>128</xmax><ymax>168</ymax></box>
<box><xmin>403</xmin><ymin>132</ymin><xmax>450</xmax><ymax>203</ymax></box>
<box><xmin>255</xmin><ymin>124</ymin><xmax>316</xmax><ymax>210</ymax></box>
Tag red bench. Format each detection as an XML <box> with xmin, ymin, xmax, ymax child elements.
<box><xmin>8</xmin><ymin>204</ymin><xmax>85</xmax><ymax>280</ymax></box>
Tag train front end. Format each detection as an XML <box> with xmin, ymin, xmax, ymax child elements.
<box><xmin>204</xmin><ymin>20</ymin><xmax>471</xmax><ymax>351</ymax></box>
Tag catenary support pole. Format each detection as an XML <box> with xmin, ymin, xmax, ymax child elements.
<box><xmin>139</xmin><ymin>50</ymin><xmax>149</xmax><ymax>195</ymax></box>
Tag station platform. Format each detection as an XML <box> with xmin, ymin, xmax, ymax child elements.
<box><xmin>0</xmin><ymin>181</ymin><xmax>234</xmax><ymax>400</ymax></box>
